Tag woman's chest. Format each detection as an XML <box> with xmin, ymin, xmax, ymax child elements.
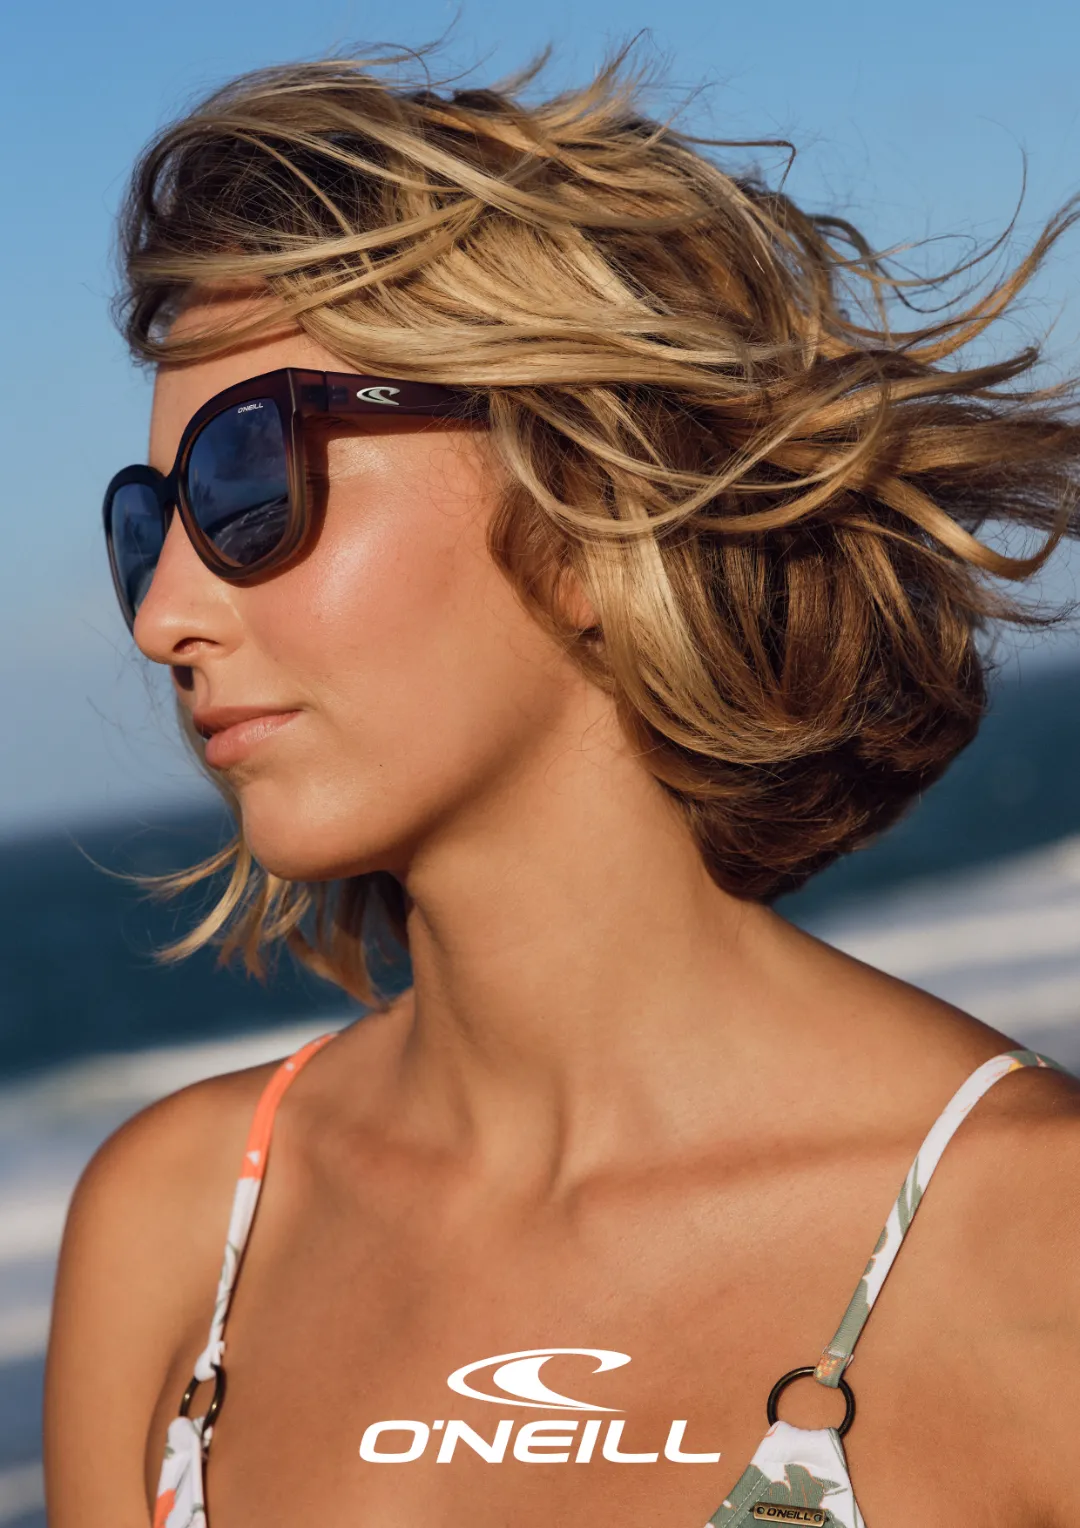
<box><xmin>190</xmin><ymin>1238</ymin><xmax>788</xmax><ymax>1523</ymax></box>
<box><xmin>149</xmin><ymin>1196</ymin><xmax>1033</xmax><ymax>1528</ymax></box>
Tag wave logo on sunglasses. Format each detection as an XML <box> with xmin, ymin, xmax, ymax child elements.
<box><xmin>355</xmin><ymin>386</ymin><xmax>401</xmax><ymax>405</ymax></box>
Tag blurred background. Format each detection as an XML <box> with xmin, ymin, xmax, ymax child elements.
<box><xmin>3</xmin><ymin>0</ymin><xmax>1080</xmax><ymax>1520</ymax></box>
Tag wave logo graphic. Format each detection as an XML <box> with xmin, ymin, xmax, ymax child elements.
<box><xmin>446</xmin><ymin>1348</ymin><xmax>630</xmax><ymax>1412</ymax></box>
<box><xmin>355</xmin><ymin>386</ymin><xmax>400</xmax><ymax>405</ymax></box>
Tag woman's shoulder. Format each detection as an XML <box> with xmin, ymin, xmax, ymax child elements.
<box><xmin>43</xmin><ymin>1049</ymin><xmax>302</xmax><ymax>1523</ymax></box>
<box><xmin>853</xmin><ymin>968</ymin><xmax>1080</xmax><ymax>1262</ymax></box>
<box><xmin>794</xmin><ymin>931</ymin><xmax>1080</xmax><ymax>1315</ymax></box>
<box><xmin>48</xmin><ymin>1015</ymin><xmax>382</xmax><ymax>1360</ymax></box>
<box><xmin>891</xmin><ymin>1036</ymin><xmax>1080</xmax><ymax>1507</ymax></box>
<box><xmin>49</xmin><ymin>1058</ymin><xmax>290</xmax><ymax>1391</ymax></box>
<box><xmin>65</xmin><ymin>1052</ymin><xmax>282</xmax><ymax>1246</ymax></box>
<box><xmin>930</xmin><ymin>1038</ymin><xmax>1080</xmax><ymax>1296</ymax></box>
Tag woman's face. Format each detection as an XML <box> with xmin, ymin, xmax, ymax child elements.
<box><xmin>136</xmin><ymin>295</ymin><xmax>598</xmax><ymax>882</ymax></box>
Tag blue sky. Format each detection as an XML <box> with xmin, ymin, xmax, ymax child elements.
<box><xmin>3</xmin><ymin>0</ymin><xmax>1080</xmax><ymax>836</ymax></box>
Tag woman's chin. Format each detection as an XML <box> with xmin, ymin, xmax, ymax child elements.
<box><xmin>237</xmin><ymin>809</ymin><xmax>398</xmax><ymax>884</ymax></box>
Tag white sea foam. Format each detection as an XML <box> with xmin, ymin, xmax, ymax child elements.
<box><xmin>0</xmin><ymin>1463</ymin><xmax>44</xmax><ymax>1525</ymax></box>
<box><xmin>805</xmin><ymin>833</ymin><xmax>1080</xmax><ymax>1059</ymax></box>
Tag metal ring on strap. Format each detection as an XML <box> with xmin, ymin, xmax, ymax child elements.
<box><xmin>178</xmin><ymin>1363</ymin><xmax>226</xmax><ymax>1439</ymax></box>
<box><xmin>766</xmin><ymin>1365</ymin><xmax>856</xmax><ymax>1439</ymax></box>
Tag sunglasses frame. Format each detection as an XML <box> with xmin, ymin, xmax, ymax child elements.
<box><xmin>102</xmin><ymin>366</ymin><xmax>483</xmax><ymax>631</ymax></box>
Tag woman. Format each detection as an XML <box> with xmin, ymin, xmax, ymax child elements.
<box><xmin>44</xmin><ymin>45</ymin><xmax>1080</xmax><ymax>1528</ymax></box>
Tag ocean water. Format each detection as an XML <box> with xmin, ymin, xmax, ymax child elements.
<box><xmin>1</xmin><ymin>657</ymin><xmax>1078</xmax><ymax>1523</ymax></box>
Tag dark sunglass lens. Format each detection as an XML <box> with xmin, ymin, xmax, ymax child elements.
<box><xmin>186</xmin><ymin>400</ymin><xmax>291</xmax><ymax>567</ymax></box>
<box><xmin>109</xmin><ymin>481</ymin><xmax>166</xmax><ymax>623</ymax></box>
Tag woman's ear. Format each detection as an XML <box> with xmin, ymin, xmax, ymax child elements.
<box><xmin>553</xmin><ymin>561</ymin><xmax>601</xmax><ymax>634</ymax></box>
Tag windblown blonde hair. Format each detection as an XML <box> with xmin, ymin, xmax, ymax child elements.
<box><xmin>112</xmin><ymin>42</ymin><xmax>1080</xmax><ymax>1002</ymax></box>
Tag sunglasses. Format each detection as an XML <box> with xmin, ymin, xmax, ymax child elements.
<box><xmin>102</xmin><ymin>366</ymin><xmax>483</xmax><ymax>633</ymax></box>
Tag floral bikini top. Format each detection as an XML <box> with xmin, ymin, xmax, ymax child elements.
<box><xmin>153</xmin><ymin>1038</ymin><xmax>1065</xmax><ymax>1528</ymax></box>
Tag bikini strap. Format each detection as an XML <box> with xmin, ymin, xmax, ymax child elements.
<box><xmin>191</xmin><ymin>1032</ymin><xmax>338</xmax><ymax>1382</ymax></box>
<box><xmin>814</xmin><ymin>1047</ymin><xmax>1069</xmax><ymax>1388</ymax></box>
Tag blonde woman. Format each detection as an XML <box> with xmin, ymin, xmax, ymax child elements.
<box><xmin>45</xmin><ymin>46</ymin><xmax>1080</xmax><ymax>1528</ymax></box>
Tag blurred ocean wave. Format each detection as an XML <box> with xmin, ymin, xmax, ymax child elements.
<box><xmin>804</xmin><ymin>833</ymin><xmax>1080</xmax><ymax>1065</ymax></box>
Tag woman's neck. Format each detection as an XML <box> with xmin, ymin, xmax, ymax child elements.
<box><xmin>391</xmin><ymin>693</ymin><xmax>811</xmax><ymax>1183</ymax></box>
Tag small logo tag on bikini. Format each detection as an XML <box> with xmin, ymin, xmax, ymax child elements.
<box><xmin>751</xmin><ymin>1507</ymin><xmax>827</xmax><ymax>1525</ymax></box>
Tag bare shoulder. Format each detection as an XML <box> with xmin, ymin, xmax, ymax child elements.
<box><xmin>910</xmin><ymin>1051</ymin><xmax>1080</xmax><ymax>1518</ymax></box>
<box><xmin>949</xmin><ymin>1053</ymin><xmax>1080</xmax><ymax>1277</ymax></box>
<box><xmin>53</xmin><ymin>1053</ymin><xmax>280</xmax><ymax>1314</ymax></box>
<box><xmin>43</xmin><ymin>1055</ymin><xmax>281</xmax><ymax>1528</ymax></box>
<box><xmin>953</xmin><ymin>1050</ymin><xmax>1080</xmax><ymax>1288</ymax></box>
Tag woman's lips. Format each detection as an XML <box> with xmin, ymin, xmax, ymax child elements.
<box><xmin>203</xmin><ymin>711</ymin><xmax>302</xmax><ymax>769</ymax></box>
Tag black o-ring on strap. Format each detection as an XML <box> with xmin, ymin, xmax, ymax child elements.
<box><xmin>179</xmin><ymin>1363</ymin><xmax>226</xmax><ymax>1442</ymax></box>
<box><xmin>766</xmin><ymin>1365</ymin><xmax>856</xmax><ymax>1439</ymax></box>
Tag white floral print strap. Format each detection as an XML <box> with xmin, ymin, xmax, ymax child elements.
<box><xmin>154</xmin><ymin>1041</ymin><xmax>1066</xmax><ymax>1528</ymax></box>
<box><xmin>813</xmin><ymin>1047</ymin><xmax>1067</xmax><ymax>1387</ymax></box>
<box><xmin>708</xmin><ymin>1046</ymin><xmax>1067</xmax><ymax>1528</ymax></box>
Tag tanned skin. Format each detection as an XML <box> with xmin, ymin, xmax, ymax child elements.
<box><xmin>45</xmin><ymin>293</ymin><xmax>1080</xmax><ymax>1528</ymax></box>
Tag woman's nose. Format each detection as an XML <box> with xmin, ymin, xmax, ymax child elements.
<box><xmin>132</xmin><ymin>506</ymin><xmax>236</xmax><ymax>663</ymax></box>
